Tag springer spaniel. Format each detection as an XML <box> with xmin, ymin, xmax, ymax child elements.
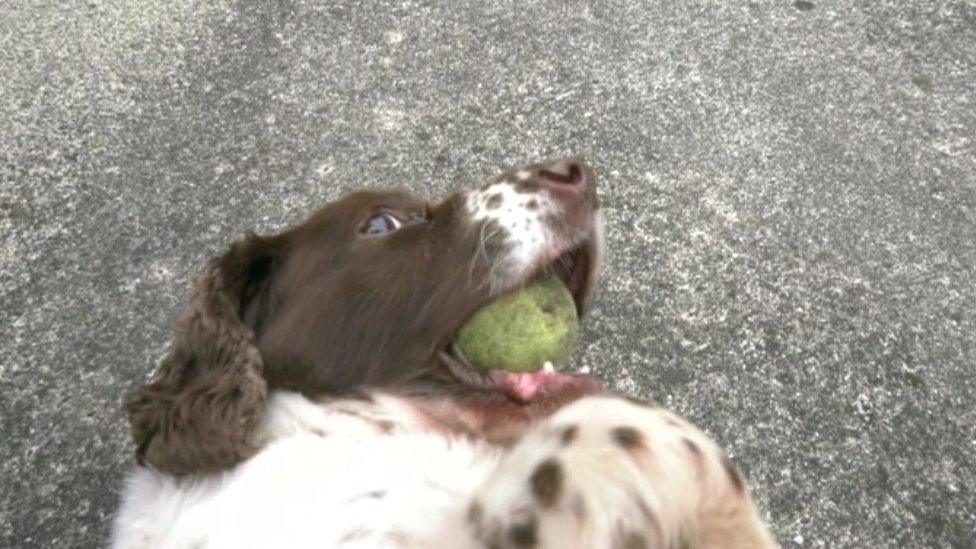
<box><xmin>113</xmin><ymin>159</ymin><xmax>775</xmax><ymax>548</ymax></box>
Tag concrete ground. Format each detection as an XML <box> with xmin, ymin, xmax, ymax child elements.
<box><xmin>2</xmin><ymin>0</ymin><xmax>974</xmax><ymax>546</ymax></box>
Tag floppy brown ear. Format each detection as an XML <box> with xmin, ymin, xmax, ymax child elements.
<box><xmin>124</xmin><ymin>233</ymin><xmax>279</xmax><ymax>476</ymax></box>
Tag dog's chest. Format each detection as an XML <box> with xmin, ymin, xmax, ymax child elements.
<box><xmin>210</xmin><ymin>433</ymin><xmax>496</xmax><ymax>547</ymax></box>
<box><xmin>113</xmin><ymin>392</ymin><xmax>500</xmax><ymax>548</ymax></box>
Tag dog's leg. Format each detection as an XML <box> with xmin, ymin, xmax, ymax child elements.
<box><xmin>464</xmin><ymin>395</ymin><xmax>776</xmax><ymax>548</ymax></box>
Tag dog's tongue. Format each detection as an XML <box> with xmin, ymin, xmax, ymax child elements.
<box><xmin>500</xmin><ymin>369</ymin><xmax>603</xmax><ymax>402</ymax></box>
<box><xmin>440</xmin><ymin>351</ymin><xmax>601</xmax><ymax>403</ymax></box>
<box><xmin>502</xmin><ymin>371</ymin><xmax>550</xmax><ymax>400</ymax></box>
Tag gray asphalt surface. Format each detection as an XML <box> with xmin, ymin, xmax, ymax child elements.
<box><xmin>2</xmin><ymin>0</ymin><xmax>975</xmax><ymax>547</ymax></box>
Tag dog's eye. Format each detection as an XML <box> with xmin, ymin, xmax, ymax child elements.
<box><xmin>363</xmin><ymin>213</ymin><xmax>403</xmax><ymax>235</ymax></box>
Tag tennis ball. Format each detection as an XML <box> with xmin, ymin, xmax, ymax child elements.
<box><xmin>454</xmin><ymin>274</ymin><xmax>579</xmax><ymax>373</ymax></box>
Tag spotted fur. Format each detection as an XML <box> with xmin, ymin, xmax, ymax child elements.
<box><xmin>466</xmin><ymin>397</ymin><xmax>775</xmax><ymax>549</ymax></box>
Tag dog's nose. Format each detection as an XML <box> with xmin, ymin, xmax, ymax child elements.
<box><xmin>537</xmin><ymin>158</ymin><xmax>592</xmax><ymax>189</ymax></box>
<box><xmin>533</xmin><ymin>157</ymin><xmax>597</xmax><ymax>204</ymax></box>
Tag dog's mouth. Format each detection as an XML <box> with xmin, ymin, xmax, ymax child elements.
<box><xmin>439</xmin><ymin>224</ymin><xmax>604</xmax><ymax>403</ymax></box>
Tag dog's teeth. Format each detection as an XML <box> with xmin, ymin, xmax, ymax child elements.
<box><xmin>543</xmin><ymin>361</ymin><xmax>555</xmax><ymax>373</ymax></box>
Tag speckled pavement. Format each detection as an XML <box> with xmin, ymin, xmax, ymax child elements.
<box><xmin>2</xmin><ymin>1</ymin><xmax>974</xmax><ymax>546</ymax></box>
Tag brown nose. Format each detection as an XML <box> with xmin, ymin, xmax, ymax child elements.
<box><xmin>533</xmin><ymin>157</ymin><xmax>597</xmax><ymax>205</ymax></box>
<box><xmin>537</xmin><ymin>158</ymin><xmax>592</xmax><ymax>188</ymax></box>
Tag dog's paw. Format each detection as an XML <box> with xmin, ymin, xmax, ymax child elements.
<box><xmin>466</xmin><ymin>396</ymin><xmax>775</xmax><ymax>549</ymax></box>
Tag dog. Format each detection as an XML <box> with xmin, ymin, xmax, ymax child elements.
<box><xmin>112</xmin><ymin>159</ymin><xmax>775</xmax><ymax>548</ymax></box>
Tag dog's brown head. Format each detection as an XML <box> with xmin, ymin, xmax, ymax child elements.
<box><xmin>125</xmin><ymin>158</ymin><xmax>603</xmax><ymax>475</ymax></box>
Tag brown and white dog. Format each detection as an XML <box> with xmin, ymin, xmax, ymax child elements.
<box><xmin>113</xmin><ymin>159</ymin><xmax>775</xmax><ymax>548</ymax></box>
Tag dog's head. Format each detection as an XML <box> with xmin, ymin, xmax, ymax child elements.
<box><xmin>126</xmin><ymin>158</ymin><xmax>604</xmax><ymax>475</ymax></box>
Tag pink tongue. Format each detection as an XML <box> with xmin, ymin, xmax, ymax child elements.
<box><xmin>503</xmin><ymin>372</ymin><xmax>549</xmax><ymax>400</ymax></box>
<box><xmin>501</xmin><ymin>371</ymin><xmax>603</xmax><ymax>402</ymax></box>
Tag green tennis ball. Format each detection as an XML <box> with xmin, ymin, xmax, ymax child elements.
<box><xmin>454</xmin><ymin>274</ymin><xmax>579</xmax><ymax>373</ymax></box>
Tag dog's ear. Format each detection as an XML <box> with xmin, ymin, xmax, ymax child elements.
<box><xmin>124</xmin><ymin>233</ymin><xmax>280</xmax><ymax>476</ymax></box>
